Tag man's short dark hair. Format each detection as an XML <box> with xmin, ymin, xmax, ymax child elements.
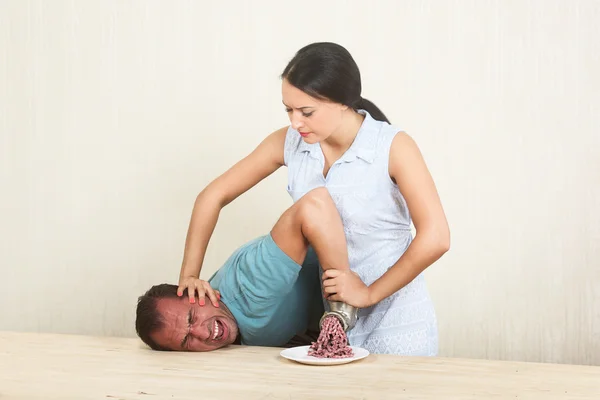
<box><xmin>135</xmin><ymin>283</ymin><xmax>185</xmax><ymax>351</ymax></box>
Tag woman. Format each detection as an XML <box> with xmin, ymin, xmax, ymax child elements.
<box><xmin>177</xmin><ymin>42</ymin><xmax>450</xmax><ymax>355</ymax></box>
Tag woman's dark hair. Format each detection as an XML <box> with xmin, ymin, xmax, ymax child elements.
<box><xmin>281</xmin><ymin>42</ymin><xmax>390</xmax><ymax>123</ymax></box>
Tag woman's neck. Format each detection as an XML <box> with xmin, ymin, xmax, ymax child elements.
<box><xmin>322</xmin><ymin>110</ymin><xmax>365</xmax><ymax>154</ymax></box>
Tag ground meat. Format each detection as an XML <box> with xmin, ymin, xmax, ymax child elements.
<box><xmin>308</xmin><ymin>315</ymin><xmax>354</xmax><ymax>358</ymax></box>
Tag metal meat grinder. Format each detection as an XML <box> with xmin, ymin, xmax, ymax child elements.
<box><xmin>319</xmin><ymin>300</ymin><xmax>358</xmax><ymax>332</ymax></box>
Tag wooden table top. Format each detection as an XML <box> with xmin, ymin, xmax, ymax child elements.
<box><xmin>0</xmin><ymin>331</ymin><xmax>598</xmax><ymax>399</ymax></box>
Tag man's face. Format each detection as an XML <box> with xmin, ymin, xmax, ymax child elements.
<box><xmin>151</xmin><ymin>295</ymin><xmax>238</xmax><ymax>351</ymax></box>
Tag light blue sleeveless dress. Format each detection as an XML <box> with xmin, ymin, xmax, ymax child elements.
<box><xmin>283</xmin><ymin>110</ymin><xmax>439</xmax><ymax>356</ymax></box>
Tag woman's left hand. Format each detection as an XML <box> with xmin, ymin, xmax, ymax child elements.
<box><xmin>322</xmin><ymin>269</ymin><xmax>373</xmax><ymax>308</ymax></box>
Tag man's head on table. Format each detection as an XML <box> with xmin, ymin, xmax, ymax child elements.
<box><xmin>135</xmin><ymin>284</ymin><xmax>239</xmax><ymax>351</ymax></box>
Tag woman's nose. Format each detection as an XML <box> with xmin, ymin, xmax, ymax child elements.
<box><xmin>290</xmin><ymin>113</ymin><xmax>304</xmax><ymax>130</ymax></box>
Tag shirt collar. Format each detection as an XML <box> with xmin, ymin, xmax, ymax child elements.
<box><xmin>297</xmin><ymin>109</ymin><xmax>379</xmax><ymax>164</ymax></box>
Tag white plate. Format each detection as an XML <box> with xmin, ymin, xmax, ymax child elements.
<box><xmin>280</xmin><ymin>345</ymin><xmax>369</xmax><ymax>366</ymax></box>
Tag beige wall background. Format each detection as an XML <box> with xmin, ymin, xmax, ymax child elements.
<box><xmin>1</xmin><ymin>0</ymin><xmax>598</xmax><ymax>366</ymax></box>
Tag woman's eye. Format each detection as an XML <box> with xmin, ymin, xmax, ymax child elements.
<box><xmin>285</xmin><ymin>108</ymin><xmax>313</xmax><ymax>117</ymax></box>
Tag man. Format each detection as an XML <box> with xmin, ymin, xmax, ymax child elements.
<box><xmin>135</xmin><ymin>187</ymin><xmax>367</xmax><ymax>351</ymax></box>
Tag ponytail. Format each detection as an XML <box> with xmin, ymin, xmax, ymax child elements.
<box><xmin>356</xmin><ymin>97</ymin><xmax>390</xmax><ymax>124</ymax></box>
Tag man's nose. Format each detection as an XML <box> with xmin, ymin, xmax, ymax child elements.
<box><xmin>190</xmin><ymin>322</ymin><xmax>211</xmax><ymax>341</ymax></box>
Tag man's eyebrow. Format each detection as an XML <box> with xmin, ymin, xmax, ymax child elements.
<box><xmin>180</xmin><ymin>308</ymin><xmax>192</xmax><ymax>349</ymax></box>
<box><xmin>282</xmin><ymin>101</ymin><xmax>314</xmax><ymax>110</ymax></box>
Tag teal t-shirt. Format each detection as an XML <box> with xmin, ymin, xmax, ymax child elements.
<box><xmin>208</xmin><ymin>234</ymin><xmax>322</xmax><ymax>346</ymax></box>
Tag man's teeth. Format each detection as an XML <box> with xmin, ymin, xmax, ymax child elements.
<box><xmin>213</xmin><ymin>321</ymin><xmax>219</xmax><ymax>339</ymax></box>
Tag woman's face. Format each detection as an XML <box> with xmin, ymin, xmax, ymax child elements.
<box><xmin>281</xmin><ymin>78</ymin><xmax>347</xmax><ymax>144</ymax></box>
